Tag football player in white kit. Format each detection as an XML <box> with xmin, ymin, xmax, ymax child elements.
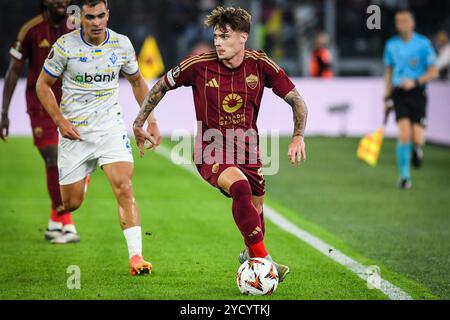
<box><xmin>36</xmin><ymin>0</ymin><xmax>159</xmax><ymax>275</ymax></box>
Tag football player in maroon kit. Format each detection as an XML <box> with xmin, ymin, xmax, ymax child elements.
<box><xmin>0</xmin><ymin>0</ymin><xmax>80</xmax><ymax>243</ymax></box>
<box><xmin>133</xmin><ymin>6</ymin><xmax>308</xmax><ymax>281</ymax></box>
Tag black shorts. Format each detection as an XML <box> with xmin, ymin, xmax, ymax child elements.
<box><xmin>392</xmin><ymin>87</ymin><xmax>427</xmax><ymax>127</ymax></box>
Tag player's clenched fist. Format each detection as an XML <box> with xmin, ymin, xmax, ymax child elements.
<box><xmin>288</xmin><ymin>135</ymin><xmax>306</xmax><ymax>166</ymax></box>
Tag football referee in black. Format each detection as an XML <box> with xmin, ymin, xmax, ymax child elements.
<box><xmin>383</xmin><ymin>10</ymin><xmax>438</xmax><ymax>189</ymax></box>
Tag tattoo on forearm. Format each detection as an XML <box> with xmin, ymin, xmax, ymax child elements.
<box><xmin>284</xmin><ymin>88</ymin><xmax>308</xmax><ymax>137</ymax></box>
<box><xmin>133</xmin><ymin>78</ymin><xmax>169</xmax><ymax>128</ymax></box>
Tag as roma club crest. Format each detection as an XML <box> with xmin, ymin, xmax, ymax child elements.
<box><xmin>34</xmin><ymin>127</ymin><xmax>43</xmax><ymax>138</ymax></box>
<box><xmin>245</xmin><ymin>74</ymin><xmax>259</xmax><ymax>90</ymax></box>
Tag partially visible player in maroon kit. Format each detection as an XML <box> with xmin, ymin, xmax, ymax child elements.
<box><xmin>0</xmin><ymin>0</ymin><xmax>80</xmax><ymax>243</ymax></box>
<box><xmin>133</xmin><ymin>6</ymin><xmax>308</xmax><ymax>281</ymax></box>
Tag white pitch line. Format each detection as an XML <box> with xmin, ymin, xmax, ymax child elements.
<box><xmin>263</xmin><ymin>206</ymin><xmax>413</xmax><ymax>300</ymax></box>
<box><xmin>154</xmin><ymin>145</ymin><xmax>413</xmax><ymax>300</ymax></box>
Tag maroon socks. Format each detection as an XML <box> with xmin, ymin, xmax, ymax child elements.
<box><xmin>229</xmin><ymin>180</ymin><xmax>267</xmax><ymax>258</ymax></box>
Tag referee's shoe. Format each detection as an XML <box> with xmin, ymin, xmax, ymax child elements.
<box><xmin>412</xmin><ymin>145</ymin><xmax>423</xmax><ymax>169</ymax></box>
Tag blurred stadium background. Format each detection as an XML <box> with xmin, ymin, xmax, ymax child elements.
<box><xmin>0</xmin><ymin>0</ymin><xmax>449</xmax><ymax>300</ymax></box>
<box><xmin>2</xmin><ymin>0</ymin><xmax>450</xmax><ymax>76</ymax></box>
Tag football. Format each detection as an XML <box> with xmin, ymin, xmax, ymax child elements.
<box><xmin>236</xmin><ymin>258</ymin><xmax>279</xmax><ymax>295</ymax></box>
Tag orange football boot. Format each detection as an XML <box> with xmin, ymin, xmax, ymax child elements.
<box><xmin>129</xmin><ymin>254</ymin><xmax>152</xmax><ymax>276</ymax></box>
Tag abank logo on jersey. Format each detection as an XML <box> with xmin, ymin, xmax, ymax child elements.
<box><xmin>74</xmin><ymin>72</ymin><xmax>117</xmax><ymax>83</ymax></box>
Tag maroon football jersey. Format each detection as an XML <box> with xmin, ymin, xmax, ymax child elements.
<box><xmin>164</xmin><ymin>49</ymin><xmax>295</xmax><ymax>164</ymax></box>
<box><xmin>9</xmin><ymin>14</ymin><xmax>70</xmax><ymax>115</ymax></box>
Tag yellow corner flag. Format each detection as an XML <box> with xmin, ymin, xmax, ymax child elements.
<box><xmin>357</xmin><ymin>128</ymin><xmax>384</xmax><ymax>167</ymax></box>
<box><xmin>138</xmin><ymin>36</ymin><xmax>165</xmax><ymax>80</ymax></box>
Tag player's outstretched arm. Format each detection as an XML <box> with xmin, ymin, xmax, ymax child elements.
<box><xmin>36</xmin><ymin>70</ymin><xmax>81</xmax><ymax>140</ymax></box>
<box><xmin>1</xmin><ymin>58</ymin><xmax>23</xmax><ymax>142</ymax></box>
<box><xmin>284</xmin><ymin>88</ymin><xmax>308</xmax><ymax>166</ymax></box>
<box><xmin>133</xmin><ymin>78</ymin><xmax>170</xmax><ymax>157</ymax></box>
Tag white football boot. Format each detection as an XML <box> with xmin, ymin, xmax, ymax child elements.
<box><xmin>45</xmin><ymin>220</ymin><xmax>63</xmax><ymax>241</ymax></box>
<box><xmin>50</xmin><ymin>224</ymin><xmax>80</xmax><ymax>244</ymax></box>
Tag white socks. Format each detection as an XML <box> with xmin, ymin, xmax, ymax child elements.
<box><xmin>47</xmin><ymin>220</ymin><xmax>77</xmax><ymax>234</ymax></box>
<box><xmin>123</xmin><ymin>226</ymin><xmax>142</xmax><ymax>259</ymax></box>
<box><xmin>48</xmin><ymin>219</ymin><xmax>63</xmax><ymax>231</ymax></box>
<box><xmin>62</xmin><ymin>224</ymin><xmax>77</xmax><ymax>234</ymax></box>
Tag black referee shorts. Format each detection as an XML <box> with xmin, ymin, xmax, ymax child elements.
<box><xmin>392</xmin><ymin>87</ymin><xmax>427</xmax><ymax>127</ymax></box>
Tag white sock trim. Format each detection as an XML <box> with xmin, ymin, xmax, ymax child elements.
<box><xmin>123</xmin><ymin>226</ymin><xmax>142</xmax><ymax>259</ymax></box>
<box><xmin>62</xmin><ymin>224</ymin><xmax>77</xmax><ymax>234</ymax></box>
<box><xmin>48</xmin><ymin>219</ymin><xmax>63</xmax><ymax>230</ymax></box>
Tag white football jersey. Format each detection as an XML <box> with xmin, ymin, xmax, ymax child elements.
<box><xmin>43</xmin><ymin>28</ymin><xmax>139</xmax><ymax>135</ymax></box>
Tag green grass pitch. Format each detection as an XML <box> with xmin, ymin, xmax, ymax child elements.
<box><xmin>0</xmin><ymin>137</ymin><xmax>448</xmax><ymax>299</ymax></box>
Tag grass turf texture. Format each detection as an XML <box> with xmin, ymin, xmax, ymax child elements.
<box><xmin>0</xmin><ymin>137</ymin><xmax>448</xmax><ymax>299</ymax></box>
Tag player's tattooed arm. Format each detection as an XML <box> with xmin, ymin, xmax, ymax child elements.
<box><xmin>133</xmin><ymin>78</ymin><xmax>170</xmax><ymax>128</ymax></box>
<box><xmin>284</xmin><ymin>88</ymin><xmax>308</xmax><ymax>137</ymax></box>
<box><xmin>284</xmin><ymin>88</ymin><xmax>308</xmax><ymax>165</ymax></box>
<box><xmin>125</xmin><ymin>72</ymin><xmax>161</xmax><ymax>150</ymax></box>
<box><xmin>133</xmin><ymin>78</ymin><xmax>170</xmax><ymax>157</ymax></box>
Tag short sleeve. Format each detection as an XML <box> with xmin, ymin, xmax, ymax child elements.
<box><xmin>42</xmin><ymin>38</ymin><xmax>68</xmax><ymax>78</ymax></box>
<box><xmin>261</xmin><ymin>53</ymin><xmax>295</xmax><ymax>98</ymax></box>
<box><xmin>423</xmin><ymin>39</ymin><xmax>437</xmax><ymax>67</ymax></box>
<box><xmin>383</xmin><ymin>41</ymin><xmax>394</xmax><ymax>67</ymax></box>
<box><xmin>163</xmin><ymin>56</ymin><xmax>197</xmax><ymax>89</ymax></box>
<box><xmin>121</xmin><ymin>37</ymin><xmax>139</xmax><ymax>76</ymax></box>
<box><xmin>9</xmin><ymin>28</ymin><xmax>32</xmax><ymax>62</ymax></box>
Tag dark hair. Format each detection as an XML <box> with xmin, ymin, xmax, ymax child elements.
<box><xmin>79</xmin><ymin>0</ymin><xmax>108</xmax><ymax>8</ymax></box>
<box><xmin>204</xmin><ymin>6</ymin><xmax>251</xmax><ymax>33</ymax></box>
<box><xmin>395</xmin><ymin>9</ymin><xmax>415</xmax><ymax>19</ymax></box>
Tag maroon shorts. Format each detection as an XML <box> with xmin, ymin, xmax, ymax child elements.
<box><xmin>28</xmin><ymin>110</ymin><xmax>58</xmax><ymax>149</ymax></box>
<box><xmin>196</xmin><ymin>161</ymin><xmax>266</xmax><ymax>197</ymax></box>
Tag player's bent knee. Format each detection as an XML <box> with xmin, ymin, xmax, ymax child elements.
<box><xmin>217</xmin><ymin>167</ymin><xmax>248</xmax><ymax>193</ymax></box>
<box><xmin>62</xmin><ymin>198</ymin><xmax>82</xmax><ymax>212</ymax></box>
<box><xmin>229</xmin><ymin>179</ymin><xmax>252</xmax><ymax>200</ymax></box>
<box><xmin>117</xmin><ymin>181</ymin><xmax>134</xmax><ymax>201</ymax></box>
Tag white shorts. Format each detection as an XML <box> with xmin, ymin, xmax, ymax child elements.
<box><xmin>58</xmin><ymin>130</ymin><xmax>134</xmax><ymax>185</ymax></box>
